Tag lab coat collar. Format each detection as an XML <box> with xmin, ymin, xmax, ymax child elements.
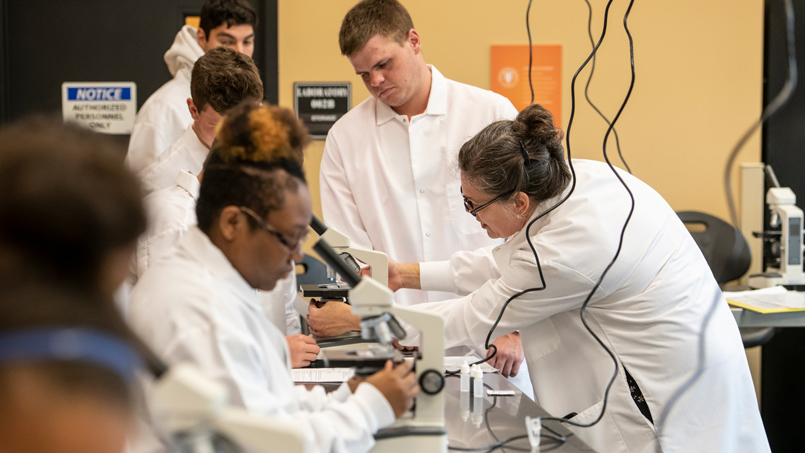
<box><xmin>181</xmin><ymin>125</ymin><xmax>210</xmax><ymax>170</ymax></box>
<box><xmin>181</xmin><ymin>226</ymin><xmax>260</xmax><ymax>310</ymax></box>
<box><xmin>175</xmin><ymin>170</ymin><xmax>200</xmax><ymax>201</ymax></box>
<box><xmin>505</xmin><ymin>179</ymin><xmax>572</xmax><ymax>245</ymax></box>
<box><xmin>375</xmin><ymin>65</ymin><xmax>448</xmax><ymax>125</ymax></box>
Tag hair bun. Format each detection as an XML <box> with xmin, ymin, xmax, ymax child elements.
<box><xmin>212</xmin><ymin>100</ymin><xmax>309</xmax><ymax>165</ymax></box>
<box><xmin>513</xmin><ymin>104</ymin><xmax>563</xmax><ymax>148</ymax></box>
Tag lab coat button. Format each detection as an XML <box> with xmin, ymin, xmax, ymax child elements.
<box><xmin>420</xmin><ymin>189</ymin><xmax>425</xmax><ymax>194</ymax></box>
<box><xmin>426</xmin><ymin>232</ymin><xmax>431</xmax><ymax>237</ymax></box>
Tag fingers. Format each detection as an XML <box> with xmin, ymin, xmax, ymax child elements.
<box><xmin>510</xmin><ymin>357</ymin><xmax>521</xmax><ymax>377</ymax></box>
<box><xmin>358</xmin><ymin>267</ymin><xmax>371</xmax><ymax>277</ymax></box>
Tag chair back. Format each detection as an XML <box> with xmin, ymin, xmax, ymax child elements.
<box><xmin>677</xmin><ymin>211</ymin><xmax>752</xmax><ymax>284</ymax></box>
<box><xmin>296</xmin><ymin>253</ymin><xmax>330</xmax><ymax>286</ymax></box>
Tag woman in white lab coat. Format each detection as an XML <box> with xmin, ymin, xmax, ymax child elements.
<box><xmin>393</xmin><ymin>105</ymin><xmax>770</xmax><ymax>452</ymax></box>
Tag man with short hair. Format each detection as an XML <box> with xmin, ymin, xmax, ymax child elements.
<box><xmin>126</xmin><ymin>0</ymin><xmax>258</xmax><ymax>173</ymax></box>
<box><xmin>137</xmin><ymin>46</ymin><xmax>263</xmax><ymax>195</ymax></box>
<box><xmin>314</xmin><ymin>0</ymin><xmax>529</xmax><ymax>389</ymax></box>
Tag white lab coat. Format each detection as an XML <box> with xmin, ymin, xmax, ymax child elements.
<box><xmin>137</xmin><ymin>126</ymin><xmax>207</xmax><ymax>196</ymax></box>
<box><xmin>130</xmin><ymin>170</ymin><xmax>299</xmax><ymax>334</ymax></box>
<box><xmin>411</xmin><ymin>160</ymin><xmax>769</xmax><ymax>452</ymax></box>
<box><xmin>320</xmin><ymin>66</ymin><xmax>514</xmax><ymax>306</ymax></box>
<box><xmin>126</xmin><ymin>25</ymin><xmax>203</xmax><ymax>174</ymax></box>
<box><xmin>128</xmin><ymin>227</ymin><xmax>394</xmax><ymax>453</ymax></box>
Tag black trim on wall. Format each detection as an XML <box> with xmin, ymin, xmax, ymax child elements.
<box><xmin>0</xmin><ymin>0</ymin><xmax>9</xmax><ymax>123</ymax></box>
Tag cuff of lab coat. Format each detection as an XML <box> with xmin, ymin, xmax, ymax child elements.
<box><xmin>355</xmin><ymin>382</ymin><xmax>396</xmax><ymax>430</ymax></box>
<box><xmin>419</xmin><ymin>261</ymin><xmax>456</xmax><ymax>293</ymax></box>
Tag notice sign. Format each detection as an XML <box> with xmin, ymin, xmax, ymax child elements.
<box><xmin>61</xmin><ymin>82</ymin><xmax>137</xmax><ymax>135</ymax></box>
<box><xmin>294</xmin><ymin>82</ymin><xmax>351</xmax><ymax>140</ymax></box>
<box><xmin>491</xmin><ymin>45</ymin><xmax>561</xmax><ymax>127</ymax></box>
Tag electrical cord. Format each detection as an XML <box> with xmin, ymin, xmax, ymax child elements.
<box><xmin>724</xmin><ymin>0</ymin><xmax>797</xmax><ymax>228</ymax></box>
<box><xmin>479</xmin><ymin>0</ymin><xmax>639</xmax><ymax>433</ymax></box>
<box><xmin>526</xmin><ymin>0</ymin><xmax>535</xmax><ymax>105</ymax></box>
<box><xmin>445</xmin><ymin>376</ymin><xmax>568</xmax><ymax>452</ymax></box>
<box><xmin>581</xmin><ymin>0</ymin><xmax>631</xmax><ymax>174</ymax></box>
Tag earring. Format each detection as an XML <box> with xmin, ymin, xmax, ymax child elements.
<box><xmin>516</xmin><ymin>214</ymin><xmax>521</xmax><ymax>219</ymax></box>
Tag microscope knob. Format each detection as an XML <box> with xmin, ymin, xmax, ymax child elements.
<box><xmin>419</xmin><ymin>369</ymin><xmax>445</xmax><ymax>395</ymax></box>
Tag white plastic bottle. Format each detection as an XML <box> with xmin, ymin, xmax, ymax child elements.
<box><xmin>460</xmin><ymin>360</ymin><xmax>470</xmax><ymax>393</ymax></box>
<box><xmin>473</xmin><ymin>365</ymin><xmax>484</xmax><ymax>398</ymax></box>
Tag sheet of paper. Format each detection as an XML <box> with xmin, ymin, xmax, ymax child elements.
<box><xmin>724</xmin><ymin>286</ymin><xmax>805</xmax><ymax>313</ymax></box>
<box><xmin>292</xmin><ymin>368</ymin><xmax>354</xmax><ymax>383</ymax></box>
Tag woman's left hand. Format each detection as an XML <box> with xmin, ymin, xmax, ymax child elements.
<box><xmin>486</xmin><ymin>332</ymin><xmax>524</xmax><ymax>378</ymax></box>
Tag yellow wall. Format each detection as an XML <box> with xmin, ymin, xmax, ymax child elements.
<box><xmin>279</xmin><ymin>0</ymin><xmax>764</xmax><ymax>224</ymax></box>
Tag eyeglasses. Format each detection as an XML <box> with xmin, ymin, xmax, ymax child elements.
<box><xmin>238</xmin><ymin>206</ymin><xmax>306</xmax><ymax>252</ymax></box>
<box><xmin>461</xmin><ymin>187</ymin><xmax>515</xmax><ymax>217</ymax></box>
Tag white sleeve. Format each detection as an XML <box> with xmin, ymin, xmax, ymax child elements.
<box><xmin>160</xmin><ymin>327</ymin><xmax>394</xmax><ymax>453</ymax></box>
<box><xmin>409</xmin><ymin>249</ymin><xmax>598</xmax><ymax>349</ymax></box>
<box><xmin>320</xmin><ymin>133</ymin><xmax>374</xmax><ymax>250</ymax></box>
<box><xmin>126</xmin><ymin>121</ymin><xmax>173</xmax><ymax>174</ymax></box>
<box><xmin>284</xmin><ymin>271</ymin><xmax>301</xmax><ymax>335</ymax></box>
<box><xmin>419</xmin><ymin>244</ymin><xmax>500</xmax><ymax>295</ymax></box>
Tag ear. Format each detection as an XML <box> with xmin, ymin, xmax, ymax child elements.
<box><xmin>407</xmin><ymin>29</ymin><xmax>422</xmax><ymax>54</ymax></box>
<box><xmin>188</xmin><ymin>98</ymin><xmax>200</xmax><ymax>120</ymax></box>
<box><xmin>513</xmin><ymin>192</ymin><xmax>531</xmax><ymax>216</ymax></box>
<box><xmin>217</xmin><ymin>206</ymin><xmax>245</xmax><ymax>242</ymax></box>
<box><xmin>196</xmin><ymin>28</ymin><xmax>208</xmax><ymax>50</ymax></box>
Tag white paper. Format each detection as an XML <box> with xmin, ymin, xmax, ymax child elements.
<box><xmin>292</xmin><ymin>368</ymin><xmax>355</xmax><ymax>383</ymax></box>
<box><xmin>724</xmin><ymin>286</ymin><xmax>805</xmax><ymax>311</ymax></box>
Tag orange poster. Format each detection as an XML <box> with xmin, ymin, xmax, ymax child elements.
<box><xmin>491</xmin><ymin>45</ymin><xmax>562</xmax><ymax>127</ymax></box>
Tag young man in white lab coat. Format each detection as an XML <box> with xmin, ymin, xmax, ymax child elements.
<box><xmin>314</xmin><ymin>0</ymin><xmax>530</xmax><ymax>392</ymax></box>
<box><xmin>136</xmin><ymin>46</ymin><xmax>263</xmax><ymax>195</ymax></box>
<box><xmin>126</xmin><ymin>0</ymin><xmax>257</xmax><ymax>173</ymax></box>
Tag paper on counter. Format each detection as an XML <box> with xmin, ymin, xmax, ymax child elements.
<box><xmin>292</xmin><ymin>367</ymin><xmax>355</xmax><ymax>383</ymax></box>
<box><xmin>724</xmin><ymin>286</ymin><xmax>805</xmax><ymax>313</ymax></box>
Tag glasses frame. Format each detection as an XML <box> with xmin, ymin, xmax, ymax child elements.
<box><xmin>238</xmin><ymin>206</ymin><xmax>302</xmax><ymax>251</ymax></box>
<box><xmin>461</xmin><ymin>187</ymin><xmax>515</xmax><ymax>217</ymax></box>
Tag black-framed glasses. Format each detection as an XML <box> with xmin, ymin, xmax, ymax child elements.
<box><xmin>461</xmin><ymin>186</ymin><xmax>514</xmax><ymax>217</ymax></box>
<box><xmin>238</xmin><ymin>206</ymin><xmax>305</xmax><ymax>251</ymax></box>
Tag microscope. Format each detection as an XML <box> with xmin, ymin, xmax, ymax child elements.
<box><xmin>749</xmin><ymin>169</ymin><xmax>805</xmax><ymax>288</ymax></box>
<box><xmin>149</xmin><ymin>363</ymin><xmax>308</xmax><ymax>452</ymax></box>
<box><xmin>300</xmin><ymin>217</ymin><xmax>392</xmax><ymax>346</ymax></box>
<box><xmin>312</xmin><ymin>236</ymin><xmax>448</xmax><ymax>453</ymax></box>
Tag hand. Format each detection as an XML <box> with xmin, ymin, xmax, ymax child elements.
<box><xmin>285</xmin><ymin>334</ymin><xmax>320</xmax><ymax>368</ymax></box>
<box><xmin>359</xmin><ymin>259</ymin><xmax>417</xmax><ymax>292</ymax></box>
<box><xmin>365</xmin><ymin>360</ymin><xmax>419</xmax><ymax>418</ymax></box>
<box><xmin>486</xmin><ymin>332</ymin><xmax>524</xmax><ymax>378</ymax></box>
<box><xmin>347</xmin><ymin>374</ymin><xmax>367</xmax><ymax>393</ymax></box>
<box><xmin>306</xmin><ymin>299</ymin><xmax>361</xmax><ymax>338</ymax></box>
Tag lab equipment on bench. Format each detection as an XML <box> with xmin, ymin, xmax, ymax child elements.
<box><xmin>312</xmin><ymin>235</ymin><xmax>448</xmax><ymax>453</ymax></box>
<box><xmin>749</xmin><ymin>167</ymin><xmax>805</xmax><ymax>289</ymax></box>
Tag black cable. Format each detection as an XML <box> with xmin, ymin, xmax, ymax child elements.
<box><xmin>526</xmin><ymin>0</ymin><xmax>535</xmax><ymax>105</ymax></box>
<box><xmin>482</xmin><ymin>0</ymin><xmax>640</xmax><ymax>433</ymax></box>
<box><xmin>581</xmin><ymin>0</ymin><xmax>631</xmax><ymax>174</ymax></box>
<box><xmin>724</xmin><ymin>0</ymin><xmax>797</xmax><ymax>228</ymax></box>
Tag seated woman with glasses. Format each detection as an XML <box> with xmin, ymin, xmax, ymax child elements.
<box><xmin>385</xmin><ymin>104</ymin><xmax>768</xmax><ymax>452</ymax></box>
<box><xmin>127</xmin><ymin>100</ymin><xmax>419</xmax><ymax>453</ymax></box>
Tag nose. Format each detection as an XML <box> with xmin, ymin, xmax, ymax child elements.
<box><xmin>369</xmin><ymin>70</ymin><xmax>384</xmax><ymax>87</ymax></box>
<box><xmin>290</xmin><ymin>247</ymin><xmax>304</xmax><ymax>264</ymax></box>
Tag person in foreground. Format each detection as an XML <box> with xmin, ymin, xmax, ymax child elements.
<box><xmin>389</xmin><ymin>104</ymin><xmax>770</xmax><ymax>452</ymax></box>
<box><xmin>128</xmin><ymin>100</ymin><xmax>418</xmax><ymax>453</ymax></box>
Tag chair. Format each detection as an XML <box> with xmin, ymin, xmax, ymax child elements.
<box><xmin>296</xmin><ymin>253</ymin><xmax>329</xmax><ymax>286</ymax></box>
<box><xmin>677</xmin><ymin>211</ymin><xmax>776</xmax><ymax>348</ymax></box>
